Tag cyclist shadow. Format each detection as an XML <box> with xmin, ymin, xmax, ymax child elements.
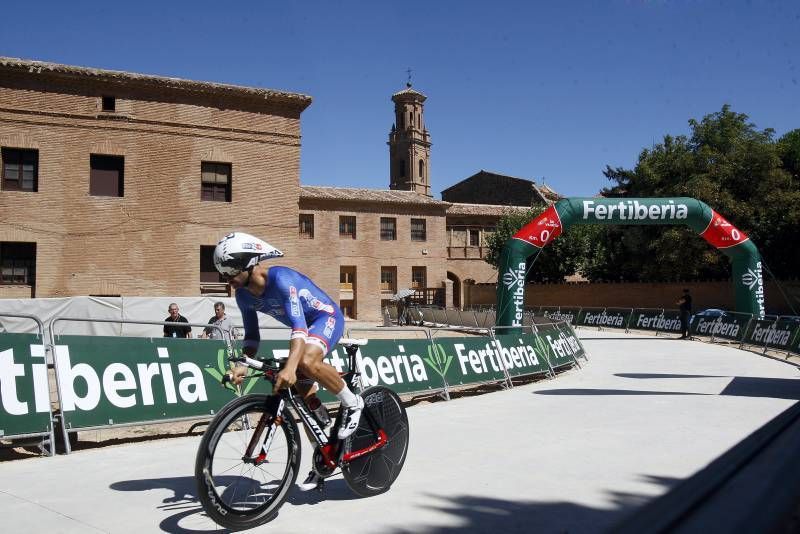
<box><xmin>111</xmin><ymin>474</ymin><xmax>363</xmax><ymax>533</ymax></box>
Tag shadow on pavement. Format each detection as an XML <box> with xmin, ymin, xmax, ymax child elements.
<box><xmin>386</xmin><ymin>475</ymin><xmax>679</xmax><ymax>533</ymax></box>
<box><xmin>536</xmin><ymin>374</ymin><xmax>800</xmax><ymax>401</ymax></box>
<box><xmin>110</xmin><ymin>475</ymin><xmax>361</xmax><ymax>533</ymax></box>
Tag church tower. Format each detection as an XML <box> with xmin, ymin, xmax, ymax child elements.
<box><xmin>388</xmin><ymin>82</ymin><xmax>431</xmax><ymax>196</ymax></box>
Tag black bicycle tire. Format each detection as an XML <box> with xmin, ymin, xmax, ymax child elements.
<box><xmin>195</xmin><ymin>394</ymin><xmax>301</xmax><ymax>530</ymax></box>
<box><xmin>341</xmin><ymin>386</ymin><xmax>409</xmax><ymax>497</ymax></box>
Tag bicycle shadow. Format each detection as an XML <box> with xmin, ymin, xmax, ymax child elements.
<box><xmin>385</xmin><ymin>474</ymin><xmax>680</xmax><ymax>533</ymax></box>
<box><xmin>110</xmin><ymin>474</ymin><xmax>363</xmax><ymax>533</ymax></box>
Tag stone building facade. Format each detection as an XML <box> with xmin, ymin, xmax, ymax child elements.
<box><xmin>0</xmin><ymin>57</ymin><xmax>312</xmax><ymax>299</ymax></box>
<box><xmin>0</xmin><ymin>57</ymin><xmax>554</xmax><ymax>320</ymax></box>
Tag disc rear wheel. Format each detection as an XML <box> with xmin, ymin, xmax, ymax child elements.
<box><xmin>341</xmin><ymin>386</ymin><xmax>409</xmax><ymax>496</ymax></box>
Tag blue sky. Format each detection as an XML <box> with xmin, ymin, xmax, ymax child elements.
<box><xmin>2</xmin><ymin>1</ymin><xmax>797</xmax><ymax>198</ymax></box>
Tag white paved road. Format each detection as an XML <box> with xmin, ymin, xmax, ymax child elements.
<box><xmin>2</xmin><ymin>330</ymin><xmax>799</xmax><ymax>533</ymax></box>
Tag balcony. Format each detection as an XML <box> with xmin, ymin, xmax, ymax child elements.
<box><xmin>447</xmin><ymin>246</ymin><xmax>490</xmax><ymax>260</ymax></box>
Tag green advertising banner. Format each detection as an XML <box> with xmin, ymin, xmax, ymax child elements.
<box><xmin>51</xmin><ymin>328</ymin><xmax>585</xmax><ymax>431</ymax></box>
<box><xmin>629</xmin><ymin>309</ymin><xmax>683</xmax><ymax>333</ymax></box>
<box><xmin>0</xmin><ymin>333</ymin><xmax>51</xmax><ymax>438</ymax></box>
<box><xmin>576</xmin><ymin>308</ymin><xmax>632</xmax><ymax>330</ymax></box>
<box><xmin>690</xmin><ymin>313</ymin><xmax>753</xmax><ymax>342</ymax></box>
<box><xmin>496</xmin><ymin>198</ymin><xmax>764</xmax><ymax>328</ymax></box>
<box><xmin>791</xmin><ymin>328</ymin><xmax>800</xmax><ymax>355</ymax></box>
<box><xmin>741</xmin><ymin>318</ymin><xmax>799</xmax><ymax>351</ymax></box>
<box><xmin>54</xmin><ymin>336</ymin><xmax>274</xmax><ymax>430</ymax></box>
<box><xmin>537</xmin><ymin>308</ymin><xmax>579</xmax><ymax>325</ymax></box>
<box><xmin>540</xmin><ymin>323</ymin><xmax>586</xmax><ymax>368</ymax></box>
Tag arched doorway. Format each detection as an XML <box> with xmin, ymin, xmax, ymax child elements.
<box><xmin>447</xmin><ymin>271</ymin><xmax>461</xmax><ymax>309</ymax></box>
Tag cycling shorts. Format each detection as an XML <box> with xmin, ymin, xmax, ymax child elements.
<box><xmin>304</xmin><ymin>309</ymin><xmax>345</xmax><ymax>355</ymax></box>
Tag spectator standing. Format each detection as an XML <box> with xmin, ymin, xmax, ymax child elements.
<box><xmin>164</xmin><ymin>303</ymin><xmax>192</xmax><ymax>338</ymax></box>
<box><xmin>676</xmin><ymin>288</ymin><xmax>693</xmax><ymax>339</ymax></box>
<box><xmin>201</xmin><ymin>301</ymin><xmax>236</xmax><ymax>340</ymax></box>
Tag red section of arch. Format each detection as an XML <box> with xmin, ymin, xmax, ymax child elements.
<box><xmin>512</xmin><ymin>205</ymin><xmax>563</xmax><ymax>249</ymax></box>
<box><xmin>700</xmin><ymin>210</ymin><xmax>749</xmax><ymax>249</ymax></box>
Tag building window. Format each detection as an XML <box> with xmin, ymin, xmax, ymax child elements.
<box><xmin>418</xmin><ymin>159</ymin><xmax>424</xmax><ymax>179</ymax></box>
<box><xmin>469</xmin><ymin>229</ymin><xmax>480</xmax><ymax>247</ymax></box>
<box><xmin>1</xmin><ymin>148</ymin><xmax>38</xmax><ymax>192</ymax></box>
<box><xmin>0</xmin><ymin>242</ymin><xmax>36</xmax><ymax>285</ymax></box>
<box><xmin>411</xmin><ymin>266</ymin><xmax>427</xmax><ymax>289</ymax></box>
<box><xmin>380</xmin><ymin>217</ymin><xmax>397</xmax><ymax>240</ymax></box>
<box><xmin>101</xmin><ymin>96</ymin><xmax>116</xmax><ymax>112</ymax></box>
<box><xmin>411</xmin><ymin>218</ymin><xmax>427</xmax><ymax>241</ymax></box>
<box><xmin>340</xmin><ymin>266</ymin><xmax>356</xmax><ymax>290</ymax></box>
<box><xmin>397</xmin><ymin>159</ymin><xmax>406</xmax><ymax>178</ymax></box>
<box><xmin>299</xmin><ymin>214</ymin><xmax>314</xmax><ymax>239</ymax></box>
<box><xmin>380</xmin><ymin>266</ymin><xmax>397</xmax><ymax>292</ymax></box>
<box><xmin>339</xmin><ymin>215</ymin><xmax>356</xmax><ymax>239</ymax></box>
<box><xmin>90</xmin><ymin>154</ymin><xmax>124</xmax><ymax>197</ymax></box>
<box><xmin>340</xmin><ymin>300</ymin><xmax>355</xmax><ymax>319</ymax></box>
<box><xmin>201</xmin><ymin>162</ymin><xmax>232</xmax><ymax>202</ymax></box>
<box><xmin>199</xmin><ymin>245</ymin><xmax>224</xmax><ymax>283</ymax></box>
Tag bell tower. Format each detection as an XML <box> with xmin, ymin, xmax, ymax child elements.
<box><xmin>388</xmin><ymin>81</ymin><xmax>431</xmax><ymax>196</ymax></box>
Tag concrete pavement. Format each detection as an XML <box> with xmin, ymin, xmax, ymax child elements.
<box><xmin>1</xmin><ymin>330</ymin><xmax>798</xmax><ymax>533</ymax></box>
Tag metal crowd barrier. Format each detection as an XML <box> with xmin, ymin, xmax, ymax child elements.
<box><xmin>0</xmin><ymin>312</ymin><xmax>56</xmax><ymax>456</ymax></box>
<box><xmin>48</xmin><ymin>316</ymin><xmax>228</xmax><ymax>454</ymax></box>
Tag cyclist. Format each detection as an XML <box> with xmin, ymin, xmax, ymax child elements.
<box><xmin>213</xmin><ymin>231</ymin><xmax>364</xmax><ymax>490</ymax></box>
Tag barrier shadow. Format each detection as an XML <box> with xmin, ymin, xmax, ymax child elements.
<box><xmin>386</xmin><ymin>475</ymin><xmax>679</xmax><ymax>533</ymax></box>
<box><xmin>110</xmin><ymin>474</ymin><xmax>362</xmax><ymax>533</ymax></box>
<box><xmin>536</xmin><ymin>375</ymin><xmax>800</xmax><ymax>401</ymax></box>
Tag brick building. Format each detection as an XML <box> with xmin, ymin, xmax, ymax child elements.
<box><xmin>0</xmin><ymin>57</ymin><xmax>552</xmax><ymax>320</ymax></box>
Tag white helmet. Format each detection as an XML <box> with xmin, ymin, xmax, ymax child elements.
<box><xmin>213</xmin><ymin>232</ymin><xmax>284</xmax><ymax>277</ymax></box>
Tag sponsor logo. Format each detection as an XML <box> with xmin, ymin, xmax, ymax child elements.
<box><xmin>0</xmin><ymin>345</ymin><xmax>208</xmax><ymax>416</ymax></box>
<box><xmin>203</xmin><ymin>348</ymin><xmax>259</xmax><ymax>396</ymax></box>
<box><xmin>543</xmin><ymin>310</ymin><xmax>575</xmax><ymax>324</ymax></box>
<box><xmin>503</xmin><ymin>262</ymin><xmax>527</xmax><ymax>327</ymax></box>
<box><xmin>545</xmin><ymin>332</ymin><xmax>583</xmax><ymax>359</ymax></box>
<box><xmin>582</xmin><ymin>200</ymin><xmax>688</xmax><ymax>221</ymax></box>
<box><xmin>323</xmin><ymin>317</ymin><xmax>336</xmax><ymax>337</ymax></box>
<box><xmin>635</xmin><ymin>313</ymin><xmax>682</xmax><ymax>331</ymax></box>
<box><xmin>749</xmin><ymin>323</ymin><xmax>793</xmax><ymax>347</ymax></box>
<box><xmin>743</xmin><ymin>262</ymin><xmax>765</xmax><ymax>318</ymax></box>
<box><xmin>299</xmin><ymin>288</ymin><xmax>335</xmax><ymax>315</ymax></box>
<box><xmin>324</xmin><ymin>345</ymin><xmax>430</xmax><ymax>388</ymax></box>
<box><xmin>424</xmin><ymin>344</ymin><xmax>454</xmax><ymax>378</ymax></box>
<box><xmin>289</xmin><ymin>286</ymin><xmax>301</xmax><ymax>317</ymax></box>
<box><xmin>694</xmin><ymin>317</ymin><xmax>740</xmax><ymax>339</ymax></box>
<box><xmin>582</xmin><ymin>311</ymin><xmax>626</xmax><ymax>327</ymax></box>
<box><xmin>455</xmin><ymin>338</ymin><xmax>542</xmax><ymax>375</ymax></box>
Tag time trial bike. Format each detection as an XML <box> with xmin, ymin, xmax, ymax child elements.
<box><xmin>194</xmin><ymin>338</ymin><xmax>410</xmax><ymax>530</ymax></box>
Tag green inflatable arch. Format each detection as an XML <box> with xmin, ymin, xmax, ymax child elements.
<box><xmin>495</xmin><ymin>197</ymin><xmax>765</xmax><ymax>328</ymax></box>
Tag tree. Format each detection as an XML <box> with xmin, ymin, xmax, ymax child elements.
<box><xmin>485</xmin><ymin>206</ymin><xmax>595</xmax><ymax>282</ymax></box>
<box><xmin>599</xmin><ymin>105</ymin><xmax>799</xmax><ymax>280</ymax></box>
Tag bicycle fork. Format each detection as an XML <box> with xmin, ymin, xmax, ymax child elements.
<box><xmin>243</xmin><ymin>396</ymin><xmax>285</xmax><ymax>465</ymax></box>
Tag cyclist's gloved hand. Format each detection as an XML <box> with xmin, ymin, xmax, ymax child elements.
<box><xmin>274</xmin><ymin>367</ymin><xmax>297</xmax><ymax>391</ymax></box>
<box><xmin>225</xmin><ymin>366</ymin><xmax>248</xmax><ymax>386</ymax></box>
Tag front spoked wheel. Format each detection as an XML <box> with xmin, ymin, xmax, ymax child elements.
<box><xmin>195</xmin><ymin>394</ymin><xmax>301</xmax><ymax>530</ymax></box>
<box><xmin>341</xmin><ymin>386</ymin><xmax>409</xmax><ymax>496</ymax></box>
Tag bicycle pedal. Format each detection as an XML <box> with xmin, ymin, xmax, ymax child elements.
<box><xmin>315</xmin><ymin>479</ymin><xmax>325</xmax><ymax>492</ymax></box>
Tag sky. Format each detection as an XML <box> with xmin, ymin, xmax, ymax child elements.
<box><xmin>1</xmin><ymin>1</ymin><xmax>798</xmax><ymax>198</ymax></box>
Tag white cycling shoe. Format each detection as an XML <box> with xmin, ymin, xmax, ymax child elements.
<box><xmin>297</xmin><ymin>470</ymin><xmax>323</xmax><ymax>492</ymax></box>
<box><xmin>337</xmin><ymin>396</ymin><xmax>364</xmax><ymax>440</ymax></box>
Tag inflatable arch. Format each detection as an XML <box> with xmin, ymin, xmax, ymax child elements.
<box><xmin>495</xmin><ymin>197</ymin><xmax>765</xmax><ymax>328</ymax></box>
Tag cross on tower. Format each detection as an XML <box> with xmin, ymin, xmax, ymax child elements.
<box><xmin>406</xmin><ymin>68</ymin><xmax>412</xmax><ymax>87</ymax></box>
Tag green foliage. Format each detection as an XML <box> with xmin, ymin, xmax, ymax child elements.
<box><xmin>598</xmin><ymin>105</ymin><xmax>799</xmax><ymax>280</ymax></box>
<box><xmin>485</xmin><ymin>206</ymin><xmax>597</xmax><ymax>282</ymax></box>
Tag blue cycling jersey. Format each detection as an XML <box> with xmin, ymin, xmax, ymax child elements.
<box><xmin>236</xmin><ymin>266</ymin><xmax>343</xmax><ymax>353</ymax></box>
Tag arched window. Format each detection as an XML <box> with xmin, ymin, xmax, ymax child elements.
<box><xmin>417</xmin><ymin>114</ymin><xmax>421</xmax><ymax>128</ymax></box>
<box><xmin>398</xmin><ymin>159</ymin><xmax>406</xmax><ymax>178</ymax></box>
<box><xmin>418</xmin><ymin>159</ymin><xmax>424</xmax><ymax>179</ymax></box>
<box><xmin>409</xmin><ymin>111</ymin><xmax>413</xmax><ymax>127</ymax></box>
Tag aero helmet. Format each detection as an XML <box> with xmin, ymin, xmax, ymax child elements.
<box><xmin>213</xmin><ymin>232</ymin><xmax>284</xmax><ymax>277</ymax></box>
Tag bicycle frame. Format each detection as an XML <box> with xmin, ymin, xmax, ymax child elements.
<box><xmin>238</xmin><ymin>342</ymin><xmax>388</xmax><ymax>470</ymax></box>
